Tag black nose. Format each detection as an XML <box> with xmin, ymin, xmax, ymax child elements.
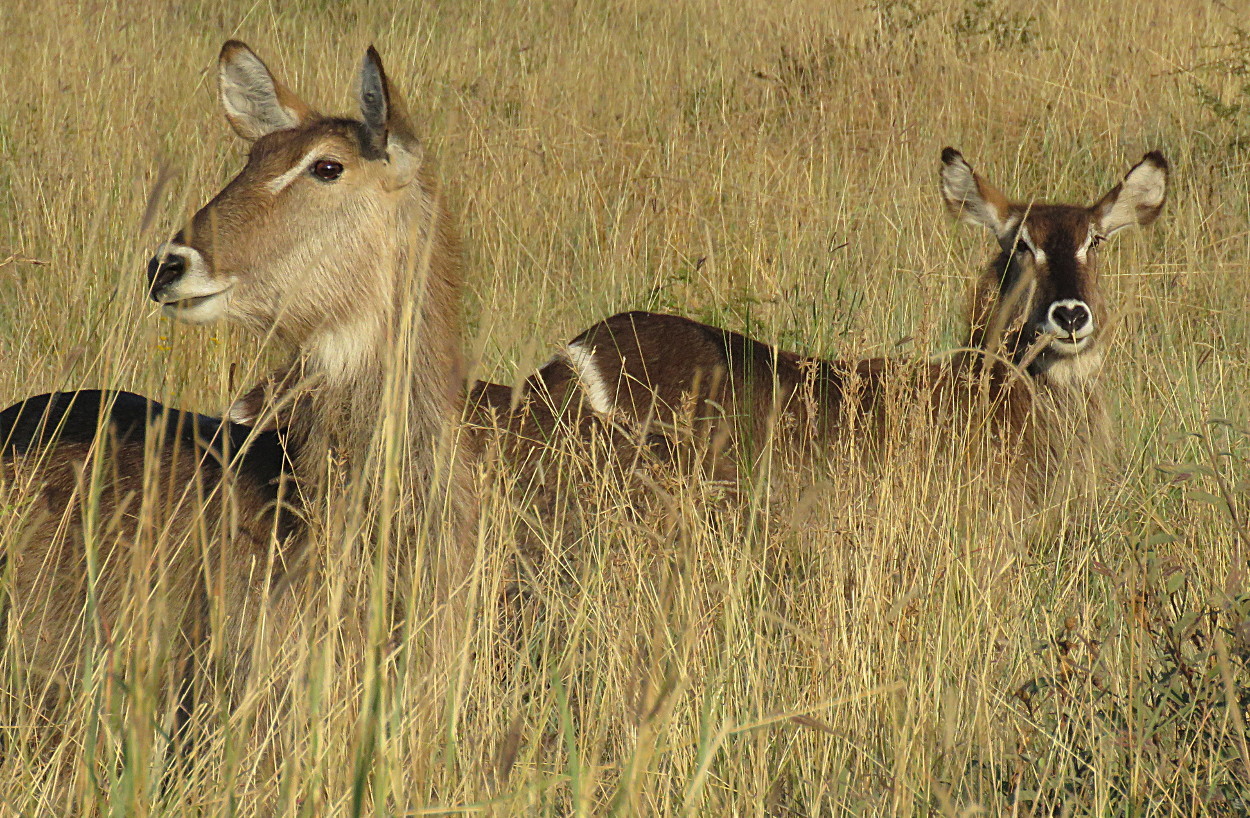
<box><xmin>1051</xmin><ymin>303</ymin><xmax>1090</xmax><ymax>334</ymax></box>
<box><xmin>147</xmin><ymin>252</ymin><xmax>186</xmax><ymax>300</ymax></box>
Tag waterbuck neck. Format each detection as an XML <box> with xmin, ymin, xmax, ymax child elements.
<box><xmin>286</xmin><ymin>178</ymin><xmax>466</xmax><ymax>484</ymax></box>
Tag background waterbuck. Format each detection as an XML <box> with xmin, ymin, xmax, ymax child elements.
<box><xmin>1</xmin><ymin>41</ymin><xmax>476</xmax><ymax>718</ymax></box>
<box><xmin>505</xmin><ymin>149</ymin><xmax>1169</xmax><ymax>524</ymax></box>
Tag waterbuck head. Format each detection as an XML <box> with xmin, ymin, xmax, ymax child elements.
<box><xmin>940</xmin><ymin>147</ymin><xmax>1168</xmax><ymax>383</ymax></box>
<box><xmin>148</xmin><ymin>42</ymin><xmax>450</xmax><ymax>371</ymax></box>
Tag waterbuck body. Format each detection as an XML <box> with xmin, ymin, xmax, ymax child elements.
<box><xmin>1</xmin><ymin>42</ymin><xmax>475</xmax><ymax>704</ymax></box>
<box><xmin>151</xmin><ymin>40</ymin><xmax>481</xmax><ymax>663</ymax></box>
<box><xmin>499</xmin><ymin>149</ymin><xmax>1169</xmax><ymax>517</ymax></box>
<box><xmin>1</xmin><ymin>391</ymin><xmax>296</xmax><ymax>693</ymax></box>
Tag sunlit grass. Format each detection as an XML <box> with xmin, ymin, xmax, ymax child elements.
<box><xmin>0</xmin><ymin>0</ymin><xmax>1247</xmax><ymax>813</ymax></box>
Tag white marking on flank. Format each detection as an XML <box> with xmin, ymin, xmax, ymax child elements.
<box><xmin>565</xmin><ymin>341</ymin><xmax>614</xmax><ymax>414</ymax></box>
<box><xmin>267</xmin><ymin>146</ymin><xmax>326</xmax><ymax>194</ymax></box>
<box><xmin>227</xmin><ymin>399</ymin><xmax>258</xmax><ymax>425</ymax></box>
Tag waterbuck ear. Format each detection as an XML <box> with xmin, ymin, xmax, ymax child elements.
<box><xmin>219</xmin><ymin>41</ymin><xmax>314</xmax><ymax>141</ymax></box>
<box><xmin>1092</xmin><ymin>151</ymin><xmax>1169</xmax><ymax>237</ymax></box>
<box><xmin>940</xmin><ymin>147</ymin><xmax>1013</xmax><ymax>238</ymax></box>
<box><xmin>359</xmin><ymin>46</ymin><xmax>421</xmax><ymax>190</ymax></box>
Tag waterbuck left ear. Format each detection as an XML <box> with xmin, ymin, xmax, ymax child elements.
<box><xmin>359</xmin><ymin>46</ymin><xmax>421</xmax><ymax>190</ymax></box>
<box><xmin>940</xmin><ymin>147</ymin><xmax>1014</xmax><ymax>239</ymax></box>
<box><xmin>1092</xmin><ymin>151</ymin><xmax>1169</xmax><ymax>237</ymax></box>
<box><xmin>218</xmin><ymin>41</ymin><xmax>315</xmax><ymax>141</ymax></box>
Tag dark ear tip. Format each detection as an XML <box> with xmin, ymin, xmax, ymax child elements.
<box><xmin>220</xmin><ymin>40</ymin><xmax>250</xmax><ymax>60</ymax></box>
<box><xmin>1141</xmin><ymin>150</ymin><xmax>1169</xmax><ymax>172</ymax></box>
<box><xmin>941</xmin><ymin>146</ymin><xmax>964</xmax><ymax>166</ymax></box>
<box><xmin>365</xmin><ymin>45</ymin><xmax>383</xmax><ymax>67</ymax></box>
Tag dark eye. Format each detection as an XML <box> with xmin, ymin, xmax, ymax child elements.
<box><xmin>311</xmin><ymin>159</ymin><xmax>343</xmax><ymax>181</ymax></box>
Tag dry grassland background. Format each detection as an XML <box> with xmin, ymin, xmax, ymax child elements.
<box><xmin>1</xmin><ymin>0</ymin><xmax>1248</xmax><ymax>813</ymax></box>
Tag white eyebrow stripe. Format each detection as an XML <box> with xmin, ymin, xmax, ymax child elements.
<box><xmin>266</xmin><ymin>145</ymin><xmax>327</xmax><ymax>194</ymax></box>
<box><xmin>1019</xmin><ymin>225</ymin><xmax>1046</xmax><ymax>262</ymax></box>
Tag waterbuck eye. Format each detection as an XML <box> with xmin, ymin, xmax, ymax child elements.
<box><xmin>311</xmin><ymin>159</ymin><xmax>344</xmax><ymax>182</ymax></box>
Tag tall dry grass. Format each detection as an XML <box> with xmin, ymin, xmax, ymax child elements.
<box><xmin>0</xmin><ymin>0</ymin><xmax>1248</xmax><ymax>813</ymax></box>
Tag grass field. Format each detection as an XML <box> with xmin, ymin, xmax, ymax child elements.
<box><xmin>1</xmin><ymin>0</ymin><xmax>1249</xmax><ymax>813</ymax></box>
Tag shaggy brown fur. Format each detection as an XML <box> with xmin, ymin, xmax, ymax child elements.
<box><xmin>1</xmin><ymin>42</ymin><xmax>476</xmax><ymax>711</ymax></box>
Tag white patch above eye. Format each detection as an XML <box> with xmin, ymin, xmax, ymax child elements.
<box><xmin>266</xmin><ymin>145</ymin><xmax>333</xmax><ymax>194</ymax></box>
<box><xmin>1018</xmin><ymin>225</ymin><xmax>1046</xmax><ymax>263</ymax></box>
<box><xmin>1076</xmin><ymin>230</ymin><xmax>1104</xmax><ymax>263</ymax></box>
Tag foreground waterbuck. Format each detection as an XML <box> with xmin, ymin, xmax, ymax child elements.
<box><xmin>1</xmin><ymin>42</ymin><xmax>475</xmax><ymax>711</ymax></box>
<box><xmin>150</xmin><ymin>41</ymin><xmax>477</xmax><ymax>592</ymax></box>
<box><xmin>516</xmin><ymin>149</ymin><xmax>1168</xmax><ymax>518</ymax></box>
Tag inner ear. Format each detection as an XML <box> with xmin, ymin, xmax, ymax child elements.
<box><xmin>359</xmin><ymin>46</ymin><xmax>419</xmax><ymax>156</ymax></box>
<box><xmin>218</xmin><ymin>41</ymin><xmax>314</xmax><ymax>141</ymax></box>
<box><xmin>359</xmin><ymin>48</ymin><xmax>389</xmax><ymax>152</ymax></box>
<box><xmin>1093</xmin><ymin>151</ymin><xmax>1169</xmax><ymax>237</ymax></box>
<box><xmin>940</xmin><ymin>148</ymin><xmax>1013</xmax><ymax>238</ymax></box>
<box><xmin>359</xmin><ymin>47</ymin><xmax>422</xmax><ymax>188</ymax></box>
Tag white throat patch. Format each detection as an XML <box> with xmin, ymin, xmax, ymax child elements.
<box><xmin>1041</xmin><ymin>348</ymin><xmax>1103</xmax><ymax>388</ymax></box>
<box><xmin>311</xmin><ymin>315</ymin><xmax>381</xmax><ymax>383</ymax></box>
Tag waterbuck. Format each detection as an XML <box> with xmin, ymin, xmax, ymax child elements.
<box><xmin>492</xmin><ymin>149</ymin><xmax>1170</xmax><ymax>518</ymax></box>
<box><xmin>1</xmin><ymin>42</ymin><xmax>475</xmax><ymax>707</ymax></box>
<box><xmin>229</xmin><ymin>147</ymin><xmax>1170</xmax><ymax>533</ymax></box>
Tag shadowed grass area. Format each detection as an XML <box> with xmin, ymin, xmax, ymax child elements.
<box><xmin>0</xmin><ymin>0</ymin><xmax>1247</xmax><ymax>813</ymax></box>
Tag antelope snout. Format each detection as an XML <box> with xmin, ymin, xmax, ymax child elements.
<box><xmin>1043</xmin><ymin>299</ymin><xmax>1094</xmax><ymax>350</ymax></box>
<box><xmin>144</xmin><ymin>243</ymin><xmax>233</xmax><ymax>324</ymax></box>
<box><xmin>147</xmin><ymin>245</ymin><xmax>193</xmax><ymax>301</ymax></box>
<box><xmin>1048</xmin><ymin>300</ymin><xmax>1091</xmax><ymax>334</ymax></box>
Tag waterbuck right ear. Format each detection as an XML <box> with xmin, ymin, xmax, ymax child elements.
<box><xmin>940</xmin><ymin>147</ymin><xmax>1013</xmax><ymax>238</ymax></box>
<box><xmin>218</xmin><ymin>41</ymin><xmax>314</xmax><ymax>141</ymax></box>
<box><xmin>1092</xmin><ymin>151</ymin><xmax>1169</xmax><ymax>237</ymax></box>
<box><xmin>359</xmin><ymin>46</ymin><xmax>422</xmax><ymax>190</ymax></box>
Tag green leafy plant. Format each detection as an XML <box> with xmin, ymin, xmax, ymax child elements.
<box><xmin>1007</xmin><ymin>423</ymin><xmax>1250</xmax><ymax>812</ymax></box>
<box><xmin>1188</xmin><ymin>25</ymin><xmax>1250</xmax><ymax>153</ymax></box>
